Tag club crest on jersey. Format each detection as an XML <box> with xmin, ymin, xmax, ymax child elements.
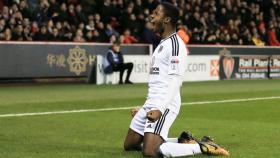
<box><xmin>170</xmin><ymin>58</ymin><xmax>179</xmax><ymax>73</ymax></box>
<box><xmin>171</xmin><ymin>59</ymin><xmax>179</xmax><ymax>64</ymax></box>
<box><xmin>158</xmin><ymin>45</ymin><xmax>163</xmax><ymax>53</ymax></box>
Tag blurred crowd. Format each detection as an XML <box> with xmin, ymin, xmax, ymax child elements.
<box><xmin>0</xmin><ymin>0</ymin><xmax>280</xmax><ymax>46</ymax></box>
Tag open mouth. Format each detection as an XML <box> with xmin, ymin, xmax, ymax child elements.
<box><xmin>150</xmin><ymin>22</ymin><xmax>156</xmax><ymax>31</ymax></box>
<box><xmin>148</xmin><ymin>16</ymin><xmax>153</xmax><ymax>23</ymax></box>
<box><xmin>149</xmin><ymin>19</ymin><xmax>155</xmax><ymax>29</ymax></box>
<box><xmin>148</xmin><ymin>16</ymin><xmax>156</xmax><ymax>31</ymax></box>
<box><xmin>150</xmin><ymin>19</ymin><xmax>155</xmax><ymax>27</ymax></box>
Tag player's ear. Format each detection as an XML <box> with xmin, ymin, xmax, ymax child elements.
<box><xmin>164</xmin><ymin>17</ymin><xmax>171</xmax><ymax>24</ymax></box>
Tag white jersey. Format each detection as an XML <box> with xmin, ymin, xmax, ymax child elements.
<box><xmin>144</xmin><ymin>33</ymin><xmax>189</xmax><ymax>114</ymax></box>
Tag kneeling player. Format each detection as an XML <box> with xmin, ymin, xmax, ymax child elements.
<box><xmin>124</xmin><ymin>2</ymin><xmax>229</xmax><ymax>158</ymax></box>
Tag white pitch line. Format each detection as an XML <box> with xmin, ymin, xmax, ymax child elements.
<box><xmin>0</xmin><ymin>96</ymin><xmax>280</xmax><ymax>118</ymax></box>
<box><xmin>0</xmin><ymin>106</ymin><xmax>136</xmax><ymax>118</ymax></box>
<box><xmin>182</xmin><ymin>96</ymin><xmax>280</xmax><ymax>105</ymax></box>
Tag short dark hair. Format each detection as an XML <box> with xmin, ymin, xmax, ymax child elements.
<box><xmin>160</xmin><ymin>2</ymin><xmax>179</xmax><ymax>28</ymax></box>
<box><xmin>113</xmin><ymin>41</ymin><xmax>121</xmax><ymax>46</ymax></box>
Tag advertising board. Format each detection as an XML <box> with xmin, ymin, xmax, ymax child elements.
<box><xmin>96</xmin><ymin>55</ymin><xmax>220</xmax><ymax>84</ymax></box>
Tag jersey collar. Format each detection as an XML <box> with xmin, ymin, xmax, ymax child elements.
<box><xmin>160</xmin><ymin>32</ymin><xmax>177</xmax><ymax>44</ymax></box>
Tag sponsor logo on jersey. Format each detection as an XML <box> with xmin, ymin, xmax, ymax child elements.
<box><xmin>171</xmin><ymin>59</ymin><xmax>179</xmax><ymax>64</ymax></box>
<box><xmin>150</xmin><ymin>67</ymin><xmax>160</xmax><ymax>74</ymax></box>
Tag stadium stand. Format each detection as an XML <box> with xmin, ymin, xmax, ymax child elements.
<box><xmin>0</xmin><ymin>0</ymin><xmax>279</xmax><ymax>46</ymax></box>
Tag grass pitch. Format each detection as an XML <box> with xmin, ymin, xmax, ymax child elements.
<box><xmin>0</xmin><ymin>79</ymin><xmax>279</xmax><ymax>158</ymax></box>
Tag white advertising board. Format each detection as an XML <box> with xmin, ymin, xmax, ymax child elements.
<box><xmin>96</xmin><ymin>55</ymin><xmax>219</xmax><ymax>84</ymax></box>
<box><xmin>96</xmin><ymin>55</ymin><xmax>150</xmax><ymax>85</ymax></box>
<box><xmin>184</xmin><ymin>55</ymin><xmax>220</xmax><ymax>81</ymax></box>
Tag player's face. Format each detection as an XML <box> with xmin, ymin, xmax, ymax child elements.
<box><xmin>150</xmin><ymin>5</ymin><xmax>165</xmax><ymax>33</ymax></box>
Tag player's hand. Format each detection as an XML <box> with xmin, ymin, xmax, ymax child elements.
<box><xmin>131</xmin><ymin>107</ymin><xmax>140</xmax><ymax>117</ymax></box>
<box><xmin>146</xmin><ymin>110</ymin><xmax>162</xmax><ymax>122</ymax></box>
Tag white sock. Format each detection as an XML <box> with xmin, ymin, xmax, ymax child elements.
<box><xmin>166</xmin><ymin>138</ymin><xmax>178</xmax><ymax>143</ymax></box>
<box><xmin>159</xmin><ymin>142</ymin><xmax>201</xmax><ymax>157</ymax></box>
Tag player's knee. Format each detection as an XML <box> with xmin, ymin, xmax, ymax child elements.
<box><xmin>124</xmin><ymin>141</ymin><xmax>141</xmax><ymax>151</ymax></box>
<box><xmin>142</xmin><ymin>149</ymin><xmax>154</xmax><ymax>157</ymax></box>
<box><xmin>123</xmin><ymin>141</ymin><xmax>132</xmax><ymax>151</ymax></box>
<box><xmin>142</xmin><ymin>147</ymin><xmax>158</xmax><ymax>157</ymax></box>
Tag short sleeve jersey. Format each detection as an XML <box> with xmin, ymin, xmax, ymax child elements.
<box><xmin>145</xmin><ymin>33</ymin><xmax>189</xmax><ymax>114</ymax></box>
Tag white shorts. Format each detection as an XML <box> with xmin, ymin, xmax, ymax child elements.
<box><xmin>129</xmin><ymin>106</ymin><xmax>177</xmax><ymax>141</ymax></box>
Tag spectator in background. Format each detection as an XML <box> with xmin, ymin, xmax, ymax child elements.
<box><xmin>241</xmin><ymin>27</ymin><xmax>254</xmax><ymax>45</ymax></box>
<box><xmin>92</xmin><ymin>30</ymin><xmax>100</xmax><ymax>42</ymax></box>
<box><xmin>32</xmin><ymin>0</ymin><xmax>49</xmax><ymax>25</ymax></box>
<box><xmin>85</xmin><ymin>20</ymin><xmax>95</xmax><ymax>32</ymax></box>
<box><xmin>33</xmin><ymin>25</ymin><xmax>49</xmax><ymax>41</ymax></box>
<box><xmin>105</xmin><ymin>23</ymin><xmax>119</xmax><ymax>39</ymax></box>
<box><xmin>22</xmin><ymin>24</ymin><xmax>32</xmax><ymax>41</ymax></box>
<box><xmin>259</xmin><ymin>27</ymin><xmax>268</xmax><ymax>45</ymax></box>
<box><xmin>77</xmin><ymin>22</ymin><xmax>85</xmax><ymax>33</ymax></box>
<box><xmin>103</xmin><ymin>41</ymin><xmax>133</xmax><ymax>84</ymax></box>
<box><xmin>252</xmin><ymin>34</ymin><xmax>265</xmax><ymax>46</ymax></box>
<box><xmin>73</xmin><ymin>28</ymin><xmax>85</xmax><ymax>42</ymax></box>
<box><xmin>31</xmin><ymin>21</ymin><xmax>39</xmax><ymax>34</ymax></box>
<box><xmin>109</xmin><ymin>34</ymin><xmax>117</xmax><ymax>43</ymax></box>
<box><xmin>3</xmin><ymin>28</ymin><xmax>12</xmax><ymax>41</ymax></box>
<box><xmin>0</xmin><ymin>0</ymin><xmax>279</xmax><ymax>46</ymax></box>
<box><xmin>1</xmin><ymin>6</ymin><xmax>10</xmax><ymax>20</ymax></box>
<box><xmin>231</xmin><ymin>33</ymin><xmax>240</xmax><ymax>45</ymax></box>
<box><xmin>85</xmin><ymin>30</ymin><xmax>94</xmax><ymax>42</ymax></box>
<box><xmin>47</xmin><ymin>19</ymin><xmax>54</xmax><ymax>34</ymax></box>
<box><xmin>50</xmin><ymin>27</ymin><xmax>61</xmax><ymax>41</ymax></box>
<box><xmin>0</xmin><ymin>18</ymin><xmax>5</xmax><ymax>35</ymax></box>
<box><xmin>100</xmin><ymin>0</ymin><xmax>111</xmax><ymax>23</ymax></box>
<box><xmin>252</xmin><ymin>27</ymin><xmax>265</xmax><ymax>46</ymax></box>
<box><xmin>95</xmin><ymin>21</ymin><xmax>107</xmax><ymax>42</ymax></box>
<box><xmin>94</xmin><ymin>13</ymin><xmax>101</xmax><ymax>25</ymax></box>
<box><xmin>177</xmin><ymin>25</ymin><xmax>191</xmax><ymax>44</ymax></box>
<box><xmin>122</xmin><ymin>28</ymin><xmax>138</xmax><ymax>44</ymax></box>
<box><xmin>75</xmin><ymin>4</ymin><xmax>86</xmax><ymax>23</ymax></box>
<box><xmin>57</xmin><ymin>3</ymin><xmax>68</xmax><ymax>22</ymax></box>
<box><xmin>268</xmin><ymin>24</ymin><xmax>280</xmax><ymax>46</ymax></box>
<box><xmin>11</xmin><ymin>24</ymin><xmax>23</xmax><ymax>41</ymax></box>
<box><xmin>67</xmin><ymin>4</ymin><xmax>78</xmax><ymax>26</ymax></box>
<box><xmin>27</xmin><ymin>0</ymin><xmax>38</xmax><ymax>12</ymax></box>
<box><xmin>19</xmin><ymin>0</ymin><xmax>31</xmax><ymax>19</ymax></box>
<box><xmin>48</xmin><ymin>0</ymin><xmax>60</xmax><ymax>19</ymax></box>
<box><xmin>61</xmin><ymin>20</ymin><xmax>72</xmax><ymax>40</ymax></box>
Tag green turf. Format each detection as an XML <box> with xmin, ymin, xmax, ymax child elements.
<box><xmin>0</xmin><ymin>79</ymin><xmax>279</xmax><ymax>158</ymax></box>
